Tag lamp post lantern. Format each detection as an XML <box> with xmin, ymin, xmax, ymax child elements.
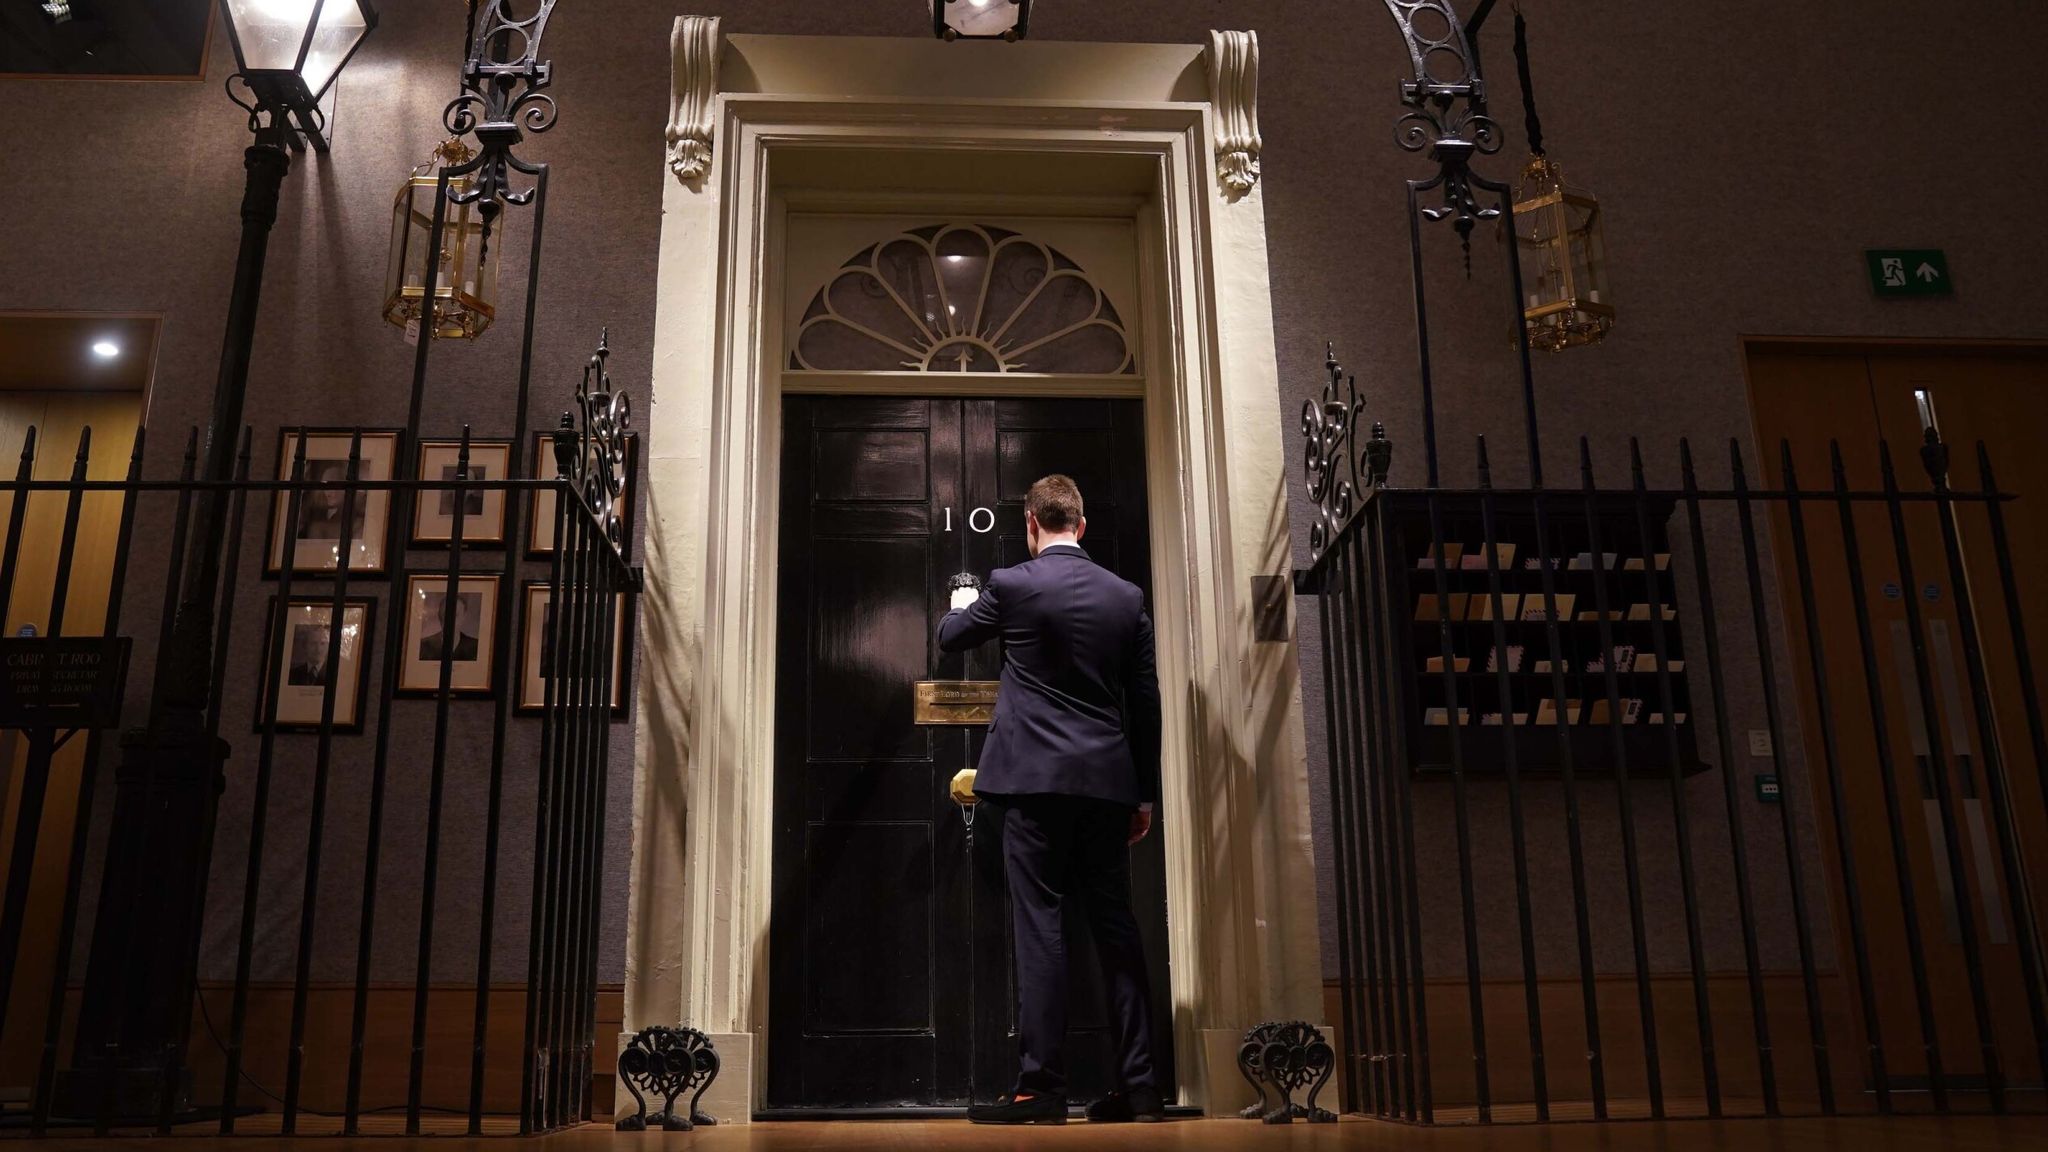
<box><xmin>58</xmin><ymin>0</ymin><xmax>378</xmax><ymax>1121</ymax></box>
<box><xmin>218</xmin><ymin>0</ymin><xmax>376</xmax><ymax>151</ymax></box>
<box><xmin>931</xmin><ymin>0</ymin><xmax>1029</xmax><ymax>41</ymax></box>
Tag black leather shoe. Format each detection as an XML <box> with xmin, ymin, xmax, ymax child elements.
<box><xmin>1085</xmin><ymin>1086</ymin><xmax>1165</xmax><ymax>1123</ymax></box>
<box><xmin>968</xmin><ymin>1094</ymin><xmax>1068</xmax><ymax>1125</ymax></box>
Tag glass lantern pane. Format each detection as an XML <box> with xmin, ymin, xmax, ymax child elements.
<box><xmin>300</xmin><ymin>1</ymin><xmax>370</xmax><ymax>98</ymax></box>
<box><xmin>1577</xmin><ymin>220</ymin><xmax>1608</xmax><ymax>307</ymax></box>
<box><xmin>445</xmin><ymin>201</ymin><xmax>474</xmax><ymax>296</ymax></box>
<box><xmin>936</xmin><ymin>0</ymin><xmax>1022</xmax><ymax>38</ymax></box>
<box><xmin>1515</xmin><ymin>204</ymin><xmax>1569</xmax><ymax>311</ymax></box>
<box><xmin>223</xmin><ymin>0</ymin><xmax>307</xmax><ymax>72</ymax></box>
<box><xmin>1565</xmin><ymin>196</ymin><xmax>1595</xmax><ymax>236</ymax></box>
<box><xmin>224</xmin><ymin>0</ymin><xmax>367</xmax><ymax>95</ymax></box>
<box><xmin>384</xmin><ymin>185</ymin><xmax>410</xmax><ymax>308</ymax></box>
<box><xmin>405</xmin><ymin>204</ymin><xmax>433</xmax><ymax>296</ymax></box>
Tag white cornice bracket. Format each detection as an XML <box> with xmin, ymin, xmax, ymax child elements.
<box><xmin>1207</xmin><ymin>30</ymin><xmax>1261</xmax><ymax>196</ymax></box>
<box><xmin>668</xmin><ymin>15</ymin><xmax>723</xmax><ymax>184</ymax></box>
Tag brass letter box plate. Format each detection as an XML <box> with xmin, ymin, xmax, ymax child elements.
<box><xmin>914</xmin><ymin>680</ymin><xmax>998</xmax><ymax>725</ymax></box>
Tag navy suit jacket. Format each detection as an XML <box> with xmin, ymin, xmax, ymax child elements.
<box><xmin>936</xmin><ymin>543</ymin><xmax>1161</xmax><ymax>807</ymax></box>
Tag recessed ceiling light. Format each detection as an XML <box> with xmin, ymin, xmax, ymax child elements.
<box><xmin>91</xmin><ymin>341</ymin><xmax>120</xmax><ymax>359</ymax></box>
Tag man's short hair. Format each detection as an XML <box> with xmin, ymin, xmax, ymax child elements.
<box><xmin>1027</xmin><ymin>474</ymin><xmax>1084</xmax><ymax>533</ymax></box>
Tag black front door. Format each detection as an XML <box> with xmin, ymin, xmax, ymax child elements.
<box><xmin>768</xmin><ymin>396</ymin><xmax>1172</xmax><ymax>1110</ymax></box>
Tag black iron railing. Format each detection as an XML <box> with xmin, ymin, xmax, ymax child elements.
<box><xmin>0</xmin><ymin>416</ymin><xmax>636</xmax><ymax>1137</ymax></box>
<box><xmin>1300</xmin><ymin>425</ymin><xmax>2048</xmax><ymax>1124</ymax></box>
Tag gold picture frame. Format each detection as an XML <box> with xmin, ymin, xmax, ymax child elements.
<box><xmin>397</xmin><ymin>573</ymin><xmax>501</xmax><ymax>696</ymax></box>
<box><xmin>516</xmin><ymin>582</ymin><xmax>630</xmax><ymax>716</ymax></box>
<box><xmin>255</xmin><ymin>597</ymin><xmax>376</xmax><ymax>732</ymax></box>
<box><xmin>411</xmin><ymin>438</ymin><xmax>513</xmax><ymax>548</ymax></box>
<box><xmin>265</xmin><ymin>429</ymin><xmax>399</xmax><ymax>576</ymax></box>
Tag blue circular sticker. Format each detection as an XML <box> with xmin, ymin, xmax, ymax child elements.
<box><xmin>1882</xmin><ymin>582</ymin><xmax>1902</xmax><ymax>601</ymax></box>
<box><xmin>1923</xmin><ymin>584</ymin><xmax>1941</xmax><ymax>603</ymax></box>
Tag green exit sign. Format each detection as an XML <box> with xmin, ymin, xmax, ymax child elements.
<box><xmin>1867</xmin><ymin>249</ymin><xmax>1953</xmax><ymax>297</ymax></box>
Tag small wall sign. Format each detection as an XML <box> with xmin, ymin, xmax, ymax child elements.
<box><xmin>0</xmin><ymin>636</ymin><xmax>131</xmax><ymax>729</ymax></box>
<box><xmin>1755</xmin><ymin>773</ymin><xmax>1782</xmax><ymax>804</ymax></box>
<box><xmin>1866</xmin><ymin>249</ymin><xmax>1953</xmax><ymax>298</ymax></box>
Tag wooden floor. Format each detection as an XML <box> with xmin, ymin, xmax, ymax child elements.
<box><xmin>16</xmin><ymin>1114</ymin><xmax>2048</xmax><ymax>1150</ymax></box>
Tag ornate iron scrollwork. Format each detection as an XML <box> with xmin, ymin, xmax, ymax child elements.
<box><xmin>615</xmin><ymin>1026</ymin><xmax>720</xmax><ymax>1132</ymax></box>
<box><xmin>1236</xmin><ymin>1021</ymin><xmax>1337</xmax><ymax>1124</ymax></box>
<box><xmin>1382</xmin><ymin>0</ymin><xmax>1503</xmax><ymax>273</ymax></box>
<box><xmin>549</xmin><ymin>329</ymin><xmax>633</xmax><ymax>553</ymax></box>
<box><xmin>1301</xmin><ymin>344</ymin><xmax>1366</xmax><ymax>563</ymax></box>
<box><xmin>437</xmin><ymin>0</ymin><xmax>560</xmax><ymax>263</ymax></box>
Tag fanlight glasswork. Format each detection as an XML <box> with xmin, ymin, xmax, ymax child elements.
<box><xmin>790</xmin><ymin>224</ymin><xmax>1136</xmax><ymax>375</ymax></box>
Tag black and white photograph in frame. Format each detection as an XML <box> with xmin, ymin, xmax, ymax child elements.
<box><xmin>398</xmin><ymin>573</ymin><xmax>501</xmax><ymax>695</ymax></box>
<box><xmin>266</xmin><ymin>429</ymin><xmax>399</xmax><ymax>576</ymax></box>
<box><xmin>412</xmin><ymin>438</ymin><xmax>512</xmax><ymax>548</ymax></box>
<box><xmin>256</xmin><ymin>597</ymin><xmax>376</xmax><ymax>732</ymax></box>
<box><xmin>517</xmin><ymin>582</ymin><xmax>631</xmax><ymax>715</ymax></box>
<box><xmin>527</xmin><ymin>429</ymin><xmax>637</xmax><ymax>557</ymax></box>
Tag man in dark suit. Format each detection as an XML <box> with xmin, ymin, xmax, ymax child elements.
<box><xmin>938</xmin><ymin>474</ymin><xmax>1164</xmax><ymax>1126</ymax></box>
<box><xmin>418</xmin><ymin>592</ymin><xmax>480</xmax><ymax>663</ymax></box>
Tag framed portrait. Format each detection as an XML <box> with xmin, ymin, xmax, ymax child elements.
<box><xmin>255</xmin><ymin>597</ymin><xmax>376</xmax><ymax>732</ymax></box>
<box><xmin>411</xmin><ymin>438</ymin><xmax>513</xmax><ymax>549</ymax></box>
<box><xmin>517</xmin><ymin>582</ymin><xmax>632</xmax><ymax>717</ymax></box>
<box><xmin>398</xmin><ymin>573</ymin><xmax>501</xmax><ymax>696</ymax></box>
<box><xmin>527</xmin><ymin>430</ymin><xmax>637</xmax><ymax>557</ymax></box>
<box><xmin>266</xmin><ymin>429</ymin><xmax>400</xmax><ymax>576</ymax></box>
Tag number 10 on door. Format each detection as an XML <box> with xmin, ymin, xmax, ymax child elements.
<box><xmin>945</xmin><ymin>507</ymin><xmax>997</xmax><ymax>534</ymax></box>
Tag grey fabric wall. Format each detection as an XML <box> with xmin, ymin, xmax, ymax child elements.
<box><xmin>3</xmin><ymin>2</ymin><xmax>2046</xmax><ymax>987</ymax></box>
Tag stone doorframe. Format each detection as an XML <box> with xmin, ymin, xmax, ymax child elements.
<box><xmin>625</xmin><ymin>26</ymin><xmax>1321</xmax><ymax>1121</ymax></box>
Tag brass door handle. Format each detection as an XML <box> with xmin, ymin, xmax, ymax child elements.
<box><xmin>950</xmin><ymin>769</ymin><xmax>978</xmax><ymax>852</ymax></box>
<box><xmin>949</xmin><ymin>769</ymin><xmax>978</xmax><ymax>805</ymax></box>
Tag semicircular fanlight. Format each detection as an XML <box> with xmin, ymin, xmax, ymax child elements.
<box><xmin>790</xmin><ymin>224</ymin><xmax>1137</xmax><ymax>375</ymax></box>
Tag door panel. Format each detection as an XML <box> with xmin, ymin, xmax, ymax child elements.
<box><xmin>803</xmin><ymin>821</ymin><xmax>936</xmax><ymax>1032</ymax></box>
<box><xmin>771</xmin><ymin>395</ymin><xmax>1170</xmax><ymax>1109</ymax></box>
<box><xmin>772</xmin><ymin>397</ymin><xmax>967</xmax><ymax>1108</ymax></box>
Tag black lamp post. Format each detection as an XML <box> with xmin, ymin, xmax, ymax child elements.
<box><xmin>59</xmin><ymin>0</ymin><xmax>376</xmax><ymax>1121</ymax></box>
<box><xmin>160</xmin><ymin>5</ymin><xmax>375</xmax><ymax>721</ymax></box>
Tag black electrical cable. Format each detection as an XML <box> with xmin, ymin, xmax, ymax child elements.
<box><xmin>1513</xmin><ymin>3</ymin><xmax>1546</xmax><ymax>157</ymax></box>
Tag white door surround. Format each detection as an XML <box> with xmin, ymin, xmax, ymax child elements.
<box><xmin>626</xmin><ymin>27</ymin><xmax>1319</xmax><ymax>1120</ymax></box>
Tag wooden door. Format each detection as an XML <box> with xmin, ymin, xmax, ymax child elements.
<box><xmin>0</xmin><ymin>390</ymin><xmax>141</xmax><ymax>1081</ymax></box>
<box><xmin>1751</xmin><ymin>348</ymin><xmax>2048</xmax><ymax>1098</ymax></box>
<box><xmin>768</xmin><ymin>395</ymin><xmax>1170</xmax><ymax>1110</ymax></box>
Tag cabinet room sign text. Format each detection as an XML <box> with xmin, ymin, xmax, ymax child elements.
<box><xmin>0</xmin><ymin>637</ymin><xmax>131</xmax><ymax>729</ymax></box>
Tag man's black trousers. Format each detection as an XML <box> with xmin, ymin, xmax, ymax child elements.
<box><xmin>997</xmin><ymin>794</ymin><xmax>1157</xmax><ymax>1099</ymax></box>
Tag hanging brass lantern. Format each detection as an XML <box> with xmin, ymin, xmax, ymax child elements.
<box><xmin>1505</xmin><ymin>5</ymin><xmax>1611</xmax><ymax>354</ymax></box>
<box><xmin>382</xmin><ymin>137</ymin><xmax>496</xmax><ymax>341</ymax></box>
<box><xmin>1512</xmin><ymin>154</ymin><xmax>1612</xmax><ymax>353</ymax></box>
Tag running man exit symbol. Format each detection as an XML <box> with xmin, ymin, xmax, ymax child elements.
<box><xmin>1867</xmin><ymin>249</ymin><xmax>1953</xmax><ymax>297</ymax></box>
